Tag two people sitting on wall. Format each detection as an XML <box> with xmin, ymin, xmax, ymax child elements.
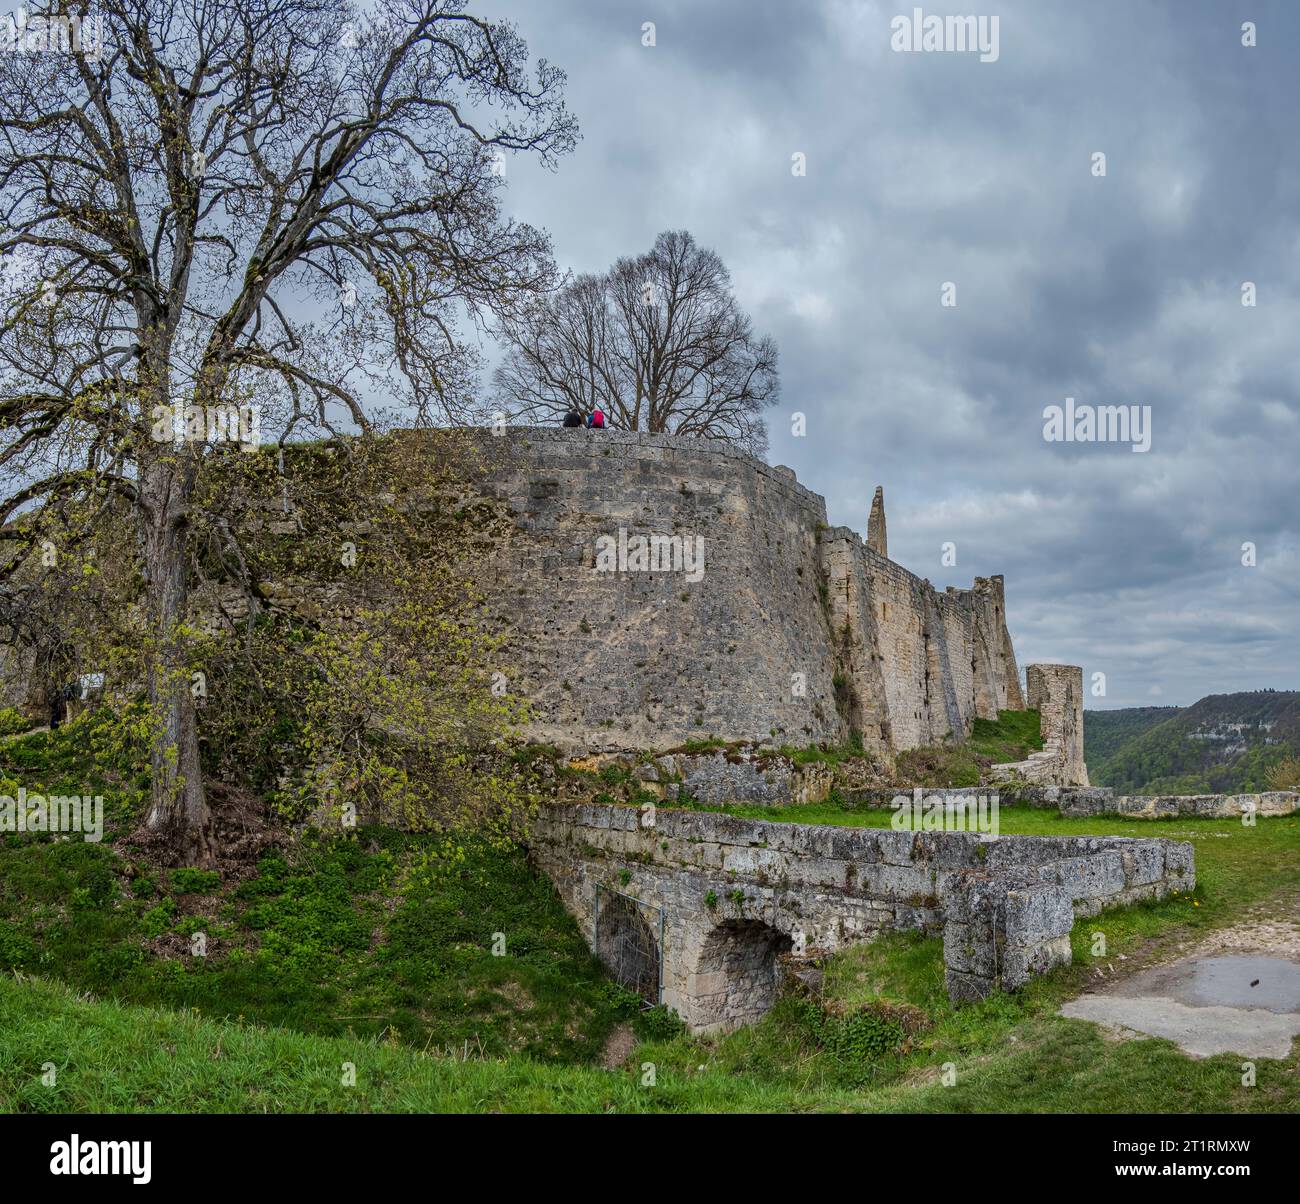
<box><xmin>561</xmin><ymin>407</ymin><xmax>606</xmax><ymax>429</ymax></box>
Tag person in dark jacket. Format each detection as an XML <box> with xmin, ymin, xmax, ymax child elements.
<box><xmin>562</xmin><ymin>408</ymin><xmax>583</xmax><ymax>428</ymax></box>
<box><xmin>48</xmin><ymin>682</ymin><xmax>72</xmax><ymax>729</ymax></box>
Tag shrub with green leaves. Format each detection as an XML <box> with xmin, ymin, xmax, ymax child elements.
<box><xmin>0</xmin><ymin>707</ymin><xmax>34</xmax><ymax>738</ymax></box>
<box><xmin>171</xmin><ymin>868</ymin><xmax>221</xmax><ymax>895</ymax></box>
<box><xmin>633</xmin><ymin>1004</ymin><xmax>686</xmax><ymax>1042</ymax></box>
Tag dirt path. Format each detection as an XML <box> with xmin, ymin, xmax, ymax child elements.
<box><xmin>1061</xmin><ymin>893</ymin><xmax>1300</xmax><ymax>1059</ymax></box>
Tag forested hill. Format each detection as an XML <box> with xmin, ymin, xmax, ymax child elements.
<box><xmin>1085</xmin><ymin>691</ymin><xmax>1300</xmax><ymax>794</ymax></box>
<box><xmin>1083</xmin><ymin>706</ymin><xmax>1181</xmax><ymax>768</ymax></box>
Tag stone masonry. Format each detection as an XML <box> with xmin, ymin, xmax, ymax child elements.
<box><xmin>529</xmin><ymin>802</ymin><xmax>1195</xmax><ymax>1032</ymax></box>
<box><xmin>991</xmin><ymin>663</ymin><xmax>1090</xmax><ymax>786</ymax></box>
<box><xmin>458</xmin><ymin>428</ymin><xmax>1045</xmax><ymax>764</ymax></box>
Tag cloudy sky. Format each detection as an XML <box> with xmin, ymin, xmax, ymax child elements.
<box><xmin>484</xmin><ymin>0</ymin><xmax>1299</xmax><ymax>709</ymax></box>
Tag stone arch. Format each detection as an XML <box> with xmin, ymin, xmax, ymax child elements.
<box><xmin>683</xmin><ymin>920</ymin><xmax>793</xmax><ymax>1032</ymax></box>
<box><xmin>595</xmin><ymin>891</ymin><xmax>661</xmax><ymax>1003</ymax></box>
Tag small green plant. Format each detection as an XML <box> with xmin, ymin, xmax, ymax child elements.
<box><xmin>728</xmin><ymin>888</ymin><xmax>744</xmax><ymax>905</ymax></box>
<box><xmin>704</xmin><ymin>890</ymin><xmax>718</xmax><ymax>909</ymax></box>
<box><xmin>618</xmin><ymin>868</ymin><xmax>632</xmax><ymax>887</ymax></box>
<box><xmin>171</xmin><ymin>867</ymin><xmax>222</xmax><ymax>894</ymax></box>
<box><xmin>141</xmin><ymin>898</ymin><xmax>177</xmax><ymax>938</ymax></box>
<box><xmin>634</xmin><ymin>1004</ymin><xmax>687</xmax><ymax>1041</ymax></box>
<box><xmin>0</xmin><ymin>707</ymin><xmax>34</xmax><ymax>738</ymax></box>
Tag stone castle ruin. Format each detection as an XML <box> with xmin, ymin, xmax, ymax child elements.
<box><xmin>463</xmin><ymin>427</ymin><xmax>1087</xmax><ymax>781</ymax></box>
<box><xmin>0</xmin><ymin>424</ymin><xmax>1191</xmax><ymax>1027</ymax></box>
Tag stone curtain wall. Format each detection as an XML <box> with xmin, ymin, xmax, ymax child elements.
<box><xmin>464</xmin><ymin>428</ymin><xmax>845</xmax><ymax>752</ymax></box>
<box><xmin>462</xmin><ymin>428</ymin><xmax>1024</xmax><ymax>758</ymax></box>
<box><xmin>528</xmin><ymin>802</ymin><xmax>1195</xmax><ymax>1031</ymax></box>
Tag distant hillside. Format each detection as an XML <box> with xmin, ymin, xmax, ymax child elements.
<box><xmin>1086</xmin><ymin>691</ymin><xmax>1300</xmax><ymax>794</ymax></box>
<box><xmin>1084</xmin><ymin>706</ymin><xmax>1181</xmax><ymax>768</ymax></box>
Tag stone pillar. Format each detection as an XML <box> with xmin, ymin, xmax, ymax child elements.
<box><xmin>943</xmin><ymin>870</ymin><xmax>1074</xmax><ymax>1002</ymax></box>
<box><xmin>1025</xmin><ymin>663</ymin><xmax>1089</xmax><ymax>786</ymax></box>
<box><xmin>866</xmin><ymin>486</ymin><xmax>888</xmax><ymax>558</ymax></box>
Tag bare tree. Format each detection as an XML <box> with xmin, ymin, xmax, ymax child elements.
<box><xmin>0</xmin><ymin>0</ymin><xmax>575</xmax><ymax>864</ymax></box>
<box><xmin>494</xmin><ymin>230</ymin><xmax>779</xmax><ymax>454</ymax></box>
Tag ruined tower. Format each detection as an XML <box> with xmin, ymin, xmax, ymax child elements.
<box><xmin>867</xmin><ymin>485</ymin><xmax>888</xmax><ymax>558</ymax></box>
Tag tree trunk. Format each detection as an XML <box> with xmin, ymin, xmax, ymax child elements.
<box><xmin>140</xmin><ymin>459</ymin><xmax>215</xmax><ymax>867</ymax></box>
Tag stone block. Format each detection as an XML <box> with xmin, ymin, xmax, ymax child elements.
<box><xmin>874</xmin><ymin>829</ymin><xmax>918</xmax><ymax>865</ymax></box>
<box><xmin>945</xmin><ymin>968</ymin><xmax>996</xmax><ymax>1003</ymax></box>
<box><xmin>1000</xmin><ymin>935</ymin><xmax>1072</xmax><ymax>990</ymax></box>
<box><xmin>1120</xmin><ymin>843</ymin><xmax>1165</xmax><ymax>887</ymax></box>
<box><xmin>942</xmin><ymin>920</ymin><xmax>999</xmax><ymax>978</ymax></box>
<box><xmin>1003</xmin><ymin>883</ymin><xmax>1074</xmax><ymax>946</ymax></box>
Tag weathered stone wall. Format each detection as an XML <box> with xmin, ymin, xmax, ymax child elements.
<box><xmin>992</xmin><ymin>663</ymin><xmax>1089</xmax><ymax>786</ymax></box>
<box><xmin>0</xmin><ymin>426</ymin><xmax>1066</xmax><ymax>779</ymax></box>
<box><xmin>1056</xmin><ymin>788</ymin><xmax>1299</xmax><ymax>820</ymax></box>
<box><xmin>462</xmin><ymin>428</ymin><xmax>844</xmax><ymax>753</ymax></box>
<box><xmin>529</xmin><ymin>801</ymin><xmax>1194</xmax><ymax>1030</ymax></box>
<box><xmin>463</xmin><ymin>428</ymin><xmax>1026</xmax><ymax>760</ymax></box>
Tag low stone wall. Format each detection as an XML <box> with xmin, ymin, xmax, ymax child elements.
<box><xmin>820</xmin><ymin>783</ymin><xmax>1300</xmax><ymax>821</ymax></box>
<box><xmin>1060</xmin><ymin>790</ymin><xmax>1294</xmax><ymax>821</ymax></box>
<box><xmin>943</xmin><ymin>836</ymin><xmax>1194</xmax><ymax>1000</ymax></box>
<box><xmin>528</xmin><ymin>802</ymin><xmax>1195</xmax><ymax>1030</ymax></box>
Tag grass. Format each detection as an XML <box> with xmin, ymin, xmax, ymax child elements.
<box><xmin>3</xmin><ymin>717</ymin><xmax>1298</xmax><ymax>1113</ymax></box>
<box><xmin>3</xmin><ymin>927</ymin><xmax>1295</xmax><ymax>1113</ymax></box>
<box><xmin>0</xmin><ymin>720</ymin><xmax>639</xmax><ymax>1065</ymax></box>
<box><xmin>0</xmin><ymin>828</ymin><xmax>640</xmax><ymax>1065</ymax></box>
<box><xmin>893</xmin><ymin>709</ymin><xmax>1043</xmax><ymax>786</ymax></box>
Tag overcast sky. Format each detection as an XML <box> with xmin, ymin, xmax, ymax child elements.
<box><xmin>484</xmin><ymin>0</ymin><xmax>1299</xmax><ymax>709</ymax></box>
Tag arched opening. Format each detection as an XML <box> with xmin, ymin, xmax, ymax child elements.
<box><xmin>685</xmin><ymin>920</ymin><xmax>793</xmax><ymax>1032</ymax></box>
<box><xmin>595</xmin><ymin>890</ymin><xmax>661</xmax><ymax>1004</ymax></box>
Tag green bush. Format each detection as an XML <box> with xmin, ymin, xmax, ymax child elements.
<box><xmin>0</xmin><ymin>926</ymin><xmax>37</xmax><ymax>970</ymax></box>
<box><xmin>633</xmin><ymin>1004</ymin><xmax>686</xmax><ymax>1042</ymax></box>
<box><xmin>0</xmin><ymin>707</ymin><xmax>34</xmax><ymax>738</ymax></box>
<box><xmin>141</xmin><ymin>898</ymin><xmax>176</xmax><ymax>938</ymax></box>
<box><xmin>785</xmin><ymin>997</ymin><xmax>909</xmax><ymax>1080</ymax></box>
<box><xmin>171</xmin><ymin>868</ymin><xmax>221</xmax><ymax>895</ymax></box>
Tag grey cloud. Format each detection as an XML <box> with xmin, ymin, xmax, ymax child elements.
<box><xmin>486</xmin><ymin>0</ymin><xmax>1300</xmax><ymax>707</ymax></box>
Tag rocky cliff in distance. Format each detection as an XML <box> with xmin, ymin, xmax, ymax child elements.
<box><xmin>1087</xmin><ymin>691</ymin><xmax>1300</xmax><ymax>794</ymax></box>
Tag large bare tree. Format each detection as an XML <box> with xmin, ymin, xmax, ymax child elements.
<box><xmin>0</xmin><ymin>0</ymin><xmax>575</xmax><ymax>864</ymax></box>
<box><xmin>494</xmin><ymin>229</ymin><xmax>779</xmax><ymax>454</ymax></box>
